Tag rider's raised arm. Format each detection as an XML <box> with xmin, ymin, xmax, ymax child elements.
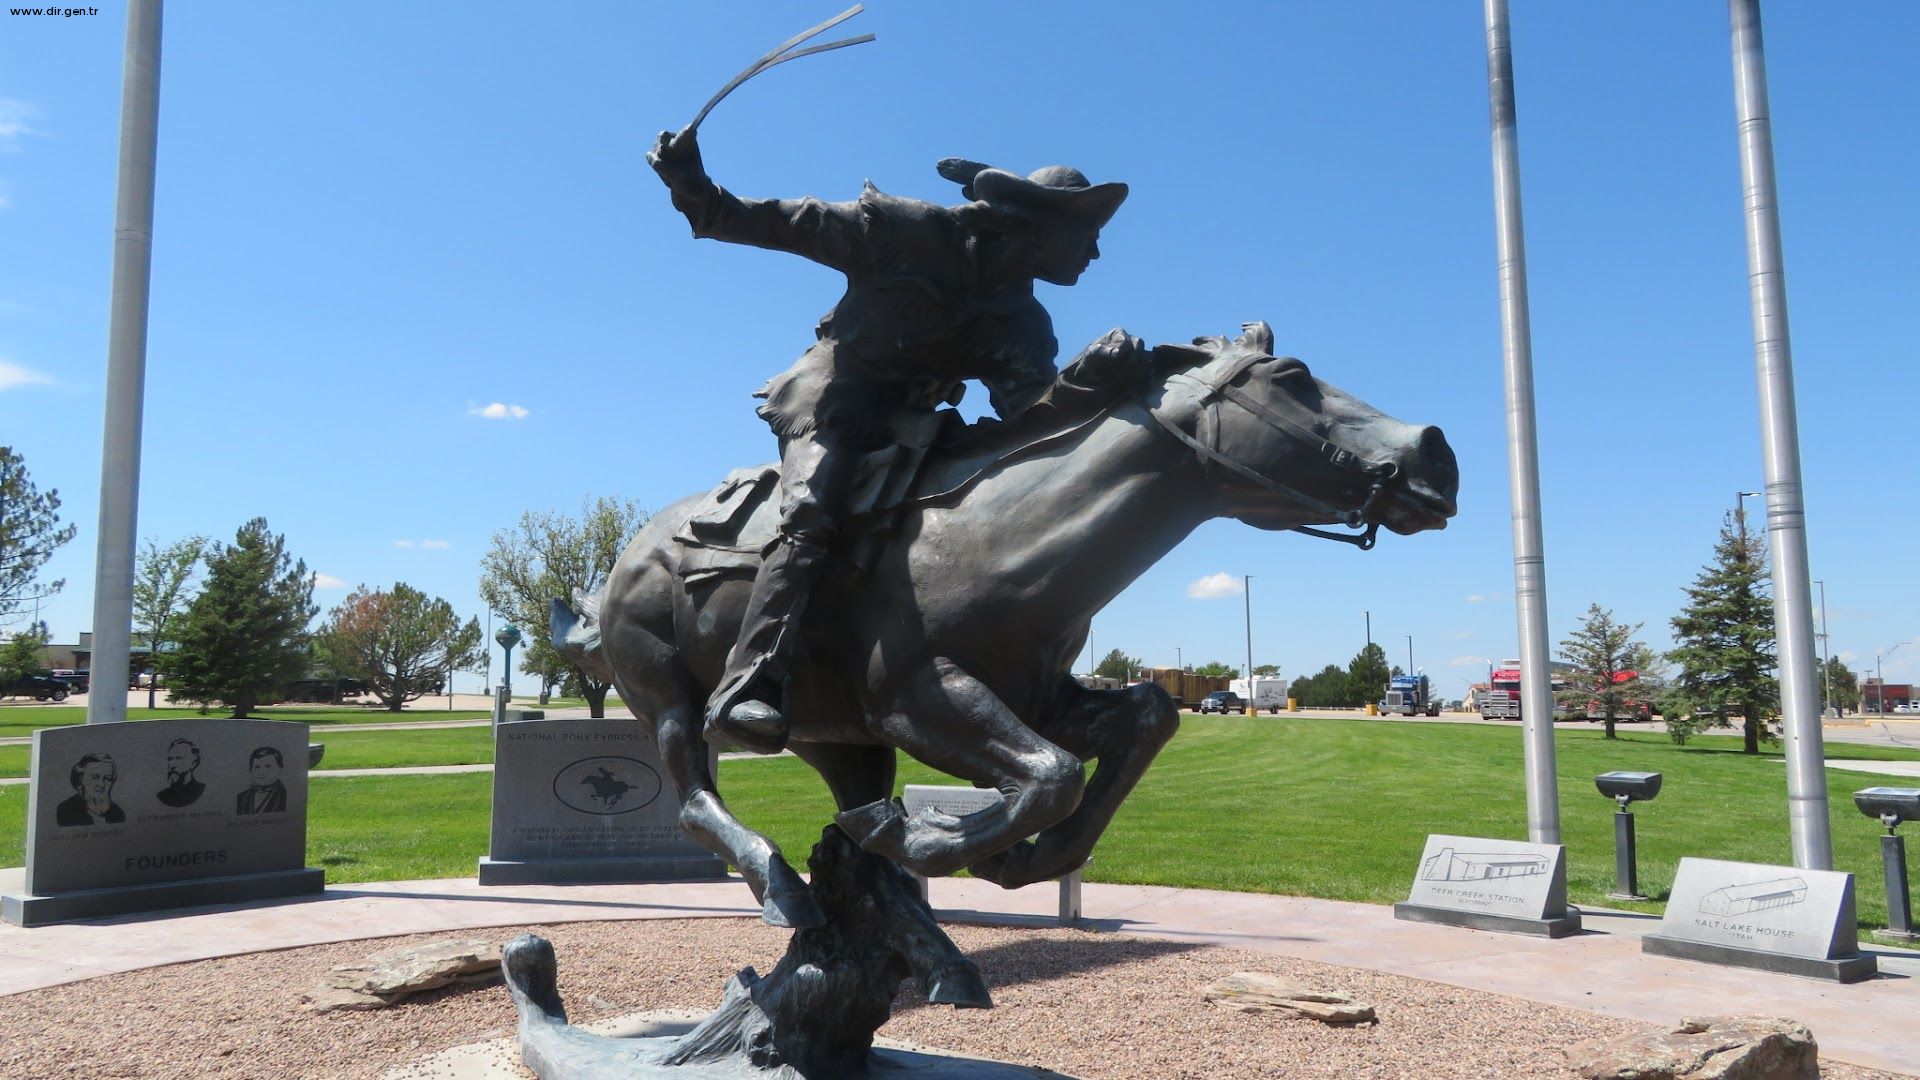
<box><xmin>648</xmin><ymin>127</ymin><xmax>865</xmax><ymax>273</ymax></box>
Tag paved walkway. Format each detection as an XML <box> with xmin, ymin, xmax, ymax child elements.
<box><xmin>0</xmin><ymin>874</ymin><xmax>1914</xmax><ymax>1074</ymax></box>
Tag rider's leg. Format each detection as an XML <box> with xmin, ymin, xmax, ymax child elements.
<box><xmin>702</xmin><ymin>429</ymin><xmax>853</xmax><ymax>753</ymax></box>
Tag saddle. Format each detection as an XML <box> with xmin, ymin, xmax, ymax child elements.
<box><xmin>670</xmin><ymin>334</ymin><xmax>1158</xmax><ymax>587</ymax></box>
<box><xmin>671</xmin><ymin>407</ymin><xmax>959</xmax><ymax>585</ymax></box>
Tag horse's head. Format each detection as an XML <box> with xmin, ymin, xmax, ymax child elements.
<box><xmin>1146</xmin><ymin>322</ymin><xmax>1458</xmax><ymax>545</ymax></box>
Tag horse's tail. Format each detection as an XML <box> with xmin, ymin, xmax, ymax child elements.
<box><xmin>550</xmin><ymin>587</ymin><xmax>616</xmax><ymax>686</ymax></box>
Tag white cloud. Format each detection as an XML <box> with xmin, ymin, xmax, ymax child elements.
<box><xmin>1449</xmin><ymin>655</ymin><xmax>1494</xmax><ymax>669</ymax></box>
<box><xmin>311</xmin><ymin>572</ymin><xmax>348</xmax><ymax>589</ymax></box>
<box><xmin>1466</xmin><ymin>594</ymin><xmax>1485</xmax><ymax>604</ymax></box>
<box><xmin>394</xmin><ymin>538</ymin><xmax>450</xmax><ymax>550</ymax></box>
<box><xmin>0</xmin><ymin>99</ymin><xmax>41</xmax><ymax>152</ymax></box>
<box><xmin>468</xmin><ymin>402</ymin><xmax>529</xmax><ymax>420</ymax></box>
<box><xmin>1186</xmin><ymin>572</ymin><xmax>1243</xmax><ymax>600</ymax></box>
<box><xmin>393</xmin><ymin>540</ymin><xmax>415</xmax><ymax>549</ymax></box>
<box><xmin>0</xmin><ymin>359</ymin><xmax>52</xmax><ymax>391</ymax></box>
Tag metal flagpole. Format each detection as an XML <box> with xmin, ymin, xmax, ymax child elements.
<box><xmin>1728</xmin><ymin>0</ymin><xmax>1832</xmax><ymax>870</ymax></box>
<box><xmin>86</xmin><ymin>0</ymin><xmax>164</xmax><ymax>725</ymax></box>
<box><xmin>1483</xmin><ymin>0</ymin><xmax>1560</xmax><ymax>844</ymax></box>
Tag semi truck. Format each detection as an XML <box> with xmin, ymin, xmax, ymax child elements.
<box><xmin>1382</xmin><ymin>673</ymin><xmax>1441</xmax><ymax>717</ymax></box>
<box><xmin>1476</xmin><ymin>658</ymin><xmax>1571</xmax><ymax>720</ymax></box>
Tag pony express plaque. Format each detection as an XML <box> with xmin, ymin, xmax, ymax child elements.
<box><xmin>478</xmin><ymin>717</ymin><xmax>726</xmax><ymax>885</ymax></box>
<box><xmin>1643</xmin><ymin>857</ymin><xmax>1875</xmax><ymax>982</ymax></box>
<box><xmin>3</xmin><ymin>718</ymin><xmax>322</xmax><ymax>926</ymax></box>
<box><xmin>1393</xmin><ymin>833</ymin><xmax>1580</xmax><ymax>937</ymax></box>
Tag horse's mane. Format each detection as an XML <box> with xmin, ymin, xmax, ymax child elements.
<box><xmin>913</xmin><ymin>322</ymin><xmax>1277</xmax><ymax>500</ymax></box>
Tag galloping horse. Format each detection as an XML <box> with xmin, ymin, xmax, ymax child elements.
<box><xmin>555</xmin><ymin>322</ymin><xmax>1458</xmax><ymax>932</ymax></box>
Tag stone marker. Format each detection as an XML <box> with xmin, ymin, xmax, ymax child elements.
<box><xmin>1199</xmin><ymin>972</ymin><xmax>1376</xmax><ymax>1024</ymax></box>
<box><xmin>2</xmin><ymin>718</ymin><xmax>323</xmax><ymax>927</ymax></box>
<box><xmin>304</xmin><ymin>938</ymin><xmax>502</xmax><ymax>1013</ymax></box>
<box><xmin>901</xmin><ymin>783</ymin><xmax>1086</xmax><ymax>924</ymax></box>
<box><xmin>477</xmin><ymin>718</ymin><xmax>726</xmax><ymax>885</ymax></box>
<box><xmin>1642</xmin><ymin>857</ymin><xmax>1876</xmax><ymax>982</ymax></box>
<box><xmin>1564</xmin><ymin>1015</ymin><xmax>1818</xmax><ymax>1080</ymax></box>
<box><xmin>1393</xmin><ymin>833</ymin><xmax>1581</xmax><ymax>937</ymax></box>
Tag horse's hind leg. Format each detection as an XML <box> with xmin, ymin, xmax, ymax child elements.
<box><xmin>787</xmin><ymin>741</ymin><xmax>989</xmax><ymax>1009</ymax></box>
<box><xmin>967</xmin><ymin>678</ymin><xmax>1179</xmax><ymax>889</ymax></box>
<box><xmin>612</xmin><ymin>627</ymin><xmax>824</xmax><ymax>928</ymax></box>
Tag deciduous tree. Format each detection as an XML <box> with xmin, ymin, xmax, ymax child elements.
<box><xmin>133</xmin><ymin>535</ymin><xmax>207</xmax><ymax>708</ymax></box>
<box><xmin>0</xmin><ymin>621</ymin><xmax>50</xmax><ymax>683</ymax></box>
<box><xmin>1666</xmin><ymin>513</ymin><xmax>1777</xmax><ymax>751</ymax></box>
<box><xmin>480</xmin><ymin>497</ymin><xmax>648</xmax><ymax>717</ymax></box>
<box><xmin>163</xmin><ymin>519</ymin><xmax>317</xmax><ymax>718</ymax></box>
<box><xmin>318</xmin><ymin>583</ymin><xmax>483</xmax><ymax>712</ymax></box>
<box><xmin>1191</xmin><ymin>660</ymin><xmax>1238</xmax><ymax>679</ymax></box>
<box><xmin>0</xmin><ymin>447</ymin><xmax>76</xmax><ymax>628</ymax></box>
<box><xmin>1556</xmin><ymin>603</ymin><xmax>1649</xmax><ymax>740</ymax></box>
<box><xmin>1251</xmin><ymin>663</ymin><xmax>1280</xmax><ymax>677</ymax></box>
<box><xmin>1823</xmin><ymin>657</ymin><xmax>1860</xmax><ymax>715</ymax></box>
<box><xmin>1093</xmin><ymin>648</ymin><xmax>1140</xmax><ymax>681</ymax></box>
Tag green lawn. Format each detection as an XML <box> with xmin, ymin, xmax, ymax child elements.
<box><xmin>0</xmin><ymin>704</ymin><xmax>491</xmax><ymax>739</ymax></box>
<box><xmin>1</xmin><ymin>718</ymin><xmax>1912</xmax><ymax>934</ymax></box>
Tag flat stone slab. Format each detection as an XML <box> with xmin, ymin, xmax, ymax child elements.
<box><xmin>481</xmin><ymin>719</ymin><xmax>725</xmax><ymax>885</ymax></box>
<box><xmin>381</xmin><ymin>1011</ymin><xmax>1075</xmax><ymax>1079</ymax></box>
<box><xmin>1642</xmin><ymin>857</ymin><xmax>1876</xmax><ymax>983</ymax></box>
<box><xmin>1396</xmin><ymin>834</ymin><xmax>1577</xmax><ymax>932</ymax></box>
<box><xmin>4</xmin><ymin>718</ymin><xmax>321</xmax><ymax>925</ymax></box>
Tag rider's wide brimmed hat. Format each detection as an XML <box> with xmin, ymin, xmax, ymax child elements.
<box><xmin>937</xmin><ymin>158</ymin><xmax>1128</xmax><ymax>229</ymax></box>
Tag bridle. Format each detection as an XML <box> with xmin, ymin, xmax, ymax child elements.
<box><xmin>1145</xmin><ymin>349</ymin><xmax>1397</xmax><ymax>551</ymax></box>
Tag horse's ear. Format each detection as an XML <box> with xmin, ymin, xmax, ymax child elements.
<box><xmin>1235</xmin><ymin>321</ymin><xmax>1274</xmax><ymax>355</ymax></box>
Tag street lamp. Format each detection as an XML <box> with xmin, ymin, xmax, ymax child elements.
<box><xmin>1877</xmin><ymin>643</ymin><xmax>1911</xmax><ymax>716</ymax></box>
<box><xmin>1243</xmin><ymin>575</ymin><xmax>1255</xmax><ymax>715</ymax></box>
<box><xmin>1736</xmin><ymin>490</ymin><xmax>1762</xmax><ymax>547</ymax></box>
<box><xmin>1813</xmin><ymin>579</ymin><xmax>1831</xmax><ymax>717</ymax></box>
<box><xmin>1406</xmin><ymin>635</ymin><xmax>1415</xmax><ymax>675</ymax></box>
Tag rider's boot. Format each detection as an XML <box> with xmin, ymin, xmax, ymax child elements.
<box><xmin>703</xmin><ymin>536</ymin><xmax>829</xmax><ymax>754</ymax></box>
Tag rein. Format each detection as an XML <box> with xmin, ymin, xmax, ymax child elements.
<box><xmin>910</xmin><ymin>351</ymin><xmax>1394</xmax><ymax>551</ymax></box>
<box><xmin>1146</xmin><ymin>350</ymin><xmax>1393</xmax><ymax>551</ymax></box>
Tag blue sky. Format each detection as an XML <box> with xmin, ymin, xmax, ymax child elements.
<box><xmin>3</xmin><ymin>2</ymin><xmax>1915</xmax><ymax>698</ymax></box>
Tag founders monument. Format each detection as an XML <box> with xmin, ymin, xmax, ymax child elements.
<box><xmin>505</xmin><ymin>8</ymin><xmax>1461</xmax><ymax>1075</ymax></box>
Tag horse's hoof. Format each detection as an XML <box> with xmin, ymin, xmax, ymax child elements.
<box><xmin>926</xmin><ymin>963</ymin><xmax>992</xmax><ymax>1010</ymax></box>
<box><xmin>502</xmin><ymin>934</ymin><xmax>566</xmax><ymax>1021</ymax></box>
<box><xmin>761</xmin><ymin>858</ymin><xmax>826</xmax><ymax>929</ymax></box>
<box><xmin>835</xmin><ymin>798</ymin><xmax>907</xmax><ymax>853</ymax></box>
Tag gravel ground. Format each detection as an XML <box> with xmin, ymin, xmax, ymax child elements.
<box><xmin>0</xmin><ymin>919</ymin><xmax>1903</xmax><ymax>1080</ymax></box>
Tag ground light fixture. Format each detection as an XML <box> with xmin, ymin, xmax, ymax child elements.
<box><xmin>1596</xmin><ymin>771</ymin><xmax>1662</xmax><ymax>900</ymax></box>
<box><xmin>1853</xmin><ymin>787</ymin><xmax>1920</xmax><ymax>940</ymax></box>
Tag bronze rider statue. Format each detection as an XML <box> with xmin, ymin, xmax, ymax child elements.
<box><xmin>646</xmin><ymin>125</ymin><xmax>1127</xmax><ymax>754</ymax></box>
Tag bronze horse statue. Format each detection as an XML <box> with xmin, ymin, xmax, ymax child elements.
<box><xmin>554</xmin><ymin>322</ymin><xmax>1458</xmax><ymax>933</ymax></box>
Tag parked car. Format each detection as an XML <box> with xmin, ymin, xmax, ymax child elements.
<box><xmin>2</xmin><ymin>673</ymin><xmax>71</xmax><ymax>701</ymax></box>
<box><xmin>1198</xmin><ymin>690</ymin><xmax>1246</xmax><ymax>715</ymax></box>
<box><xmin>1895</xmin><ymin>702</ymin><xmax>1920</xmax><ymax>715</ymax></box>
<box><xmin>51</xmin><ymin>669</ymin><xmax>89</xmax><ymax>694</ymax></box>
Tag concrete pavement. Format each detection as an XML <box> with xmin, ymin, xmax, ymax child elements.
<box><xmin>0</xmin><ymin>873</ymin><xmax>1915</xmax><ymax>1073</ymax></box>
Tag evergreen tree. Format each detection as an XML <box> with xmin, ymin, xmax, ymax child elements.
<box><xmin>0</xmin><ymin>447</ymin><xmax>77</xmax><ymax>628</ymax></box>
<box><xmin>318</xmin><ymin>583</ymin><xmax>483</xmax><ymax>712</ymax></box>
<box><xmin>1666</xmin><ymin>512</ymin><xmax>1777</xmax><ymax>750</ymax></box>
<box><xmin>1093</xmin><ymin>648</ymin><xmax>1140</xmax><ymax>681</ymax></box>
<box><xmin>163</xmin><ymin>519</ymin><xmax>317</xmax><ymax>718</ymax></box>
<box><xmin>1346</xmin><ymin>642</ymin><xmax>1391</xmax><ymax>709</ymax></box>
<box><xmin>1556</xmin><ymin>603</ymin><xmax>1648</xmax><ymax>740</ymax></box>
<box><xmin>1291</xmin><ymin>664</ymin><xmax>1349</xmax><ymax>708</ymax></box>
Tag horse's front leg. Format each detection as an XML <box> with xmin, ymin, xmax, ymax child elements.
<box><xmin>967</xmin><ymin>678</ymin><xmax>1179</xmax><ymax>889</ymax></box>
<box><xmin>834</xmin><ymin>657</ymin><xmax>1084</xmax><ymax>878</ymax></box>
